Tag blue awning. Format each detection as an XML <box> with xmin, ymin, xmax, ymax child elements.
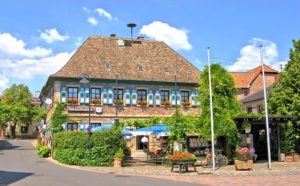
<box><xmin>121</xmin><ymin>124</ymin><xmax>170</xmax><ymax>136</ymax></box>
<box><xmin>91</xmin><ymin>124</ymin><xmax>112</xmax><ymax>132</ymax></box>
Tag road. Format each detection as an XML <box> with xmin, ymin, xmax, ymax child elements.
<box><xmin>0</xmin><ymin>139</ymin><xmax>200</xmax><ymax>186</ymax></box>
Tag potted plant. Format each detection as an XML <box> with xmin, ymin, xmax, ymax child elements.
<box><xmin>37</xmin><ymin>144</ymin><xmax>51</xmax><ymax>158</ymax></box>
<box><xmin>114</xmin><ymin>149</ymin><xmax>124</xmax><ymax>168</ymax></box>
<box><xmin>243</xmin><ymin>122</ymin><xmax>251</xmax><ymax>133</ymax></box>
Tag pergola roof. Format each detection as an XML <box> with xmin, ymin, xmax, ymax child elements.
<box><xmin>234</xmin><ymin>115</ymin><xmax>297</xmax><ymax>125</ymax></box>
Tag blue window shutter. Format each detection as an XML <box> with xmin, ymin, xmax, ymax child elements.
<box><xmin>80</xmin><ymin>87</ymin><xmax>85</xmax><ymax>103</ymax></box>
<box><xmin>61</xmin><ymin>86</ymin><xmax>67</xmax><ymax>103</ymax></box>
<box><xmin>124</xmin><ymin>89</ymin><xmax>131</xmax><ymax>105</ymax></box>
<box><xmin>155</xmin><ymin>90</ymin><xmax>161</xmax><ymax>105</ymax></box>
<box><xmin>171</xmin><ymin>91</ymin><xmax>176</xmax><ymax>106</ymax></box>
<box><xmin>103</xmin><ymin>88</ymin><xmax>108</xmax><ymax>104</ymax></box>
<box><xmin>85</xmin><ymin>87</ymin><xmax>90</xmax><ymax>104</ymax></box>
<box><xmin>148</xmin><ymin>90</ymin><xmax>154</xmax><ymax>106</ymax></box>
<box><xmin>131</xmin><ymin>89</ymin><xmax>137</xmax><ymax>105</ymax></box>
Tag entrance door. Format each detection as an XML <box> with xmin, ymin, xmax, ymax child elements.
<box><xmin>136</xmin><ymin>136</ymin><xmax>149</xmax><ymax>150</ymax></box>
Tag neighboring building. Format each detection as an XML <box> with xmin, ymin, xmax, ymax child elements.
<box><xmin>41</xmin><ymin>35</ymin><xmax>201</xmax><ymax>131</ymax></box>
<box><xmin>229</xmin><ymin>65</ymin><xmax>279</xmax><ymax>113</ymax></box>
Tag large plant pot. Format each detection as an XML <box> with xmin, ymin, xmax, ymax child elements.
<box><xmin>235</xmin><ymin>160</ymin><xmax>253</xmax><ymax>170</ymax></box>
<box><xmin>114</xmin><ymin>158</ymin><xmax>122</xmax><ymax>168</ymax></box>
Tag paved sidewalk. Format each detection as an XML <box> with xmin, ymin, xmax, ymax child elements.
<box><xmin>29</xmin><ymin>139</ymin><xmax>300</xmax><ymax>185</ymax></box>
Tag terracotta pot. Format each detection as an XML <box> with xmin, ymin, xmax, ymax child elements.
<box><xmin>114</xmin><ymin>158</ymin><xmax>122</xmax><ymax>168</ymax></box>
<box><xmin>285</xmin><ymin>155</ymin><xmax>294</xmax><ymax>162</ymax></box>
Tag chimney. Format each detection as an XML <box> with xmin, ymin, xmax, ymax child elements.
<box><xmin>110</xmin><ymin>33</ymin><xmax>116</xmax><ymax>37</ymax></box>
<box><xmin>137</xmin><ymin>36</ymin><xmax>144</xmax><ymax>40</ymax></box>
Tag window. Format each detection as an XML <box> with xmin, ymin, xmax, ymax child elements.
<box><xmin>114</xmin><ymin>88</ymin><xmax>123</xmax><ymax>100</ymax></box>
<box><xmin>91</xmin><ymin>88</ymin><xmax>101</xmax><ymax>99</ymax></box>
<box><xmin>137</xmin><ymin>89</ymin><xmax>147</xmax><ymax>101</ymax></box>
<box><xmin>161</xmin><ymin>90</ymin><xmax>169</xmax><ymax>101</ymax></box>
<box><xmin>21</xmin><ymin>126</ymin><xmax>28</xmax><ymax>133</ymax></box>
<box><xmin>91</xmin><ymin>123</ymin><xmax>101</xmax><ymax>128</ymax></box>
<box><xmin>68</xmin><ymin>87</ymin><xmax>78</xmax><ymax>99</ymax></box>
<box><xmin>247</xmin><ymin>107</ymin><xmax>252</xmax><ymax>113</ymax></box>
<box><xmin>181</xmin><ymin>91</ymin><xmax>189</xmax><ymax>102</ymax></box>
<box><xmin>67</xmin><ymin>123</ymin><xmax>78</xmax><ymax>131</ymax></box>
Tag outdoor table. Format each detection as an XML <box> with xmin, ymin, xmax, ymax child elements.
<box><xmin>170</xmin><ymin>160</ymin><xmax>197</xmax><ymax>173</ymax></box>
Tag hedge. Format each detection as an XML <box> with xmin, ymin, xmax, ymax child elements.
<box><xmin>52</xmin><ymin>129</ymin><xmax>126</xmax><ymax>166</ymax></box>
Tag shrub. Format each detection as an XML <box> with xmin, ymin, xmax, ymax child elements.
<box><xmin>37</xmin><ymin>144</ymin><xmax>51</xmax><ymax>157</ymax></box>
<box><xmin>52</xmin><ymin>129</ymin><xmax>126</xmax><ymax>166</ymax></box>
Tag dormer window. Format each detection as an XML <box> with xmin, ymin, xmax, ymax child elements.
<box><xmin>164</xmin><ymin>67</ymin><xmax>169</xmax><ymax>72</ymax></box>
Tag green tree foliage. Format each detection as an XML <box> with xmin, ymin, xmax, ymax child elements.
<box><xmin>163</xmin><ymin>109</ymin><xmax>198</xmax><ymax>141</ymax></box>
<box><xmin>268</xmin><ymin>39</ymin><xmax>300</xmax><ymax>152</ymax></box>
<box><xmin>1</xmin><ymin>84</ymin><xmax>46</xmax><ymax>138</ymax></box>
<box><xmin>198</xmin><ymin>64</ymin><xmax>241</xmax><ymax>144</ymax></box>
<box><xmin>50</xmin><ymin>102</ymin><xmax>69</xmax><ymax>132</ymax></box>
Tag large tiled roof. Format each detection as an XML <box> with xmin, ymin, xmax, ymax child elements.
<box><xmin>51</xmin><ymin>36</ymin><xmax>200</xmax><ymax>84</ymax></box>
<box><xmin>229</xmin><ymin>65</ymin><xmax>278</xmax><ymax>88</ymax></box>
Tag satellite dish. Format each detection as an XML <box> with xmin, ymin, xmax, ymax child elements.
<box><xmin>45</xmin><ymin>98</ymin><xmax>52</xmax><ymax>105</ymax></box>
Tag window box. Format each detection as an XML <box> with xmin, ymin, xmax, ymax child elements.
<box><xmin>161</xmin><ymin>100</ymin><xmax>171</xmax><ymax>108</ymax></box>
<box><xmin>182</xmin><ymin>100</ymin><xmax>190</xmax><ymax>108</ymax></box>
<box><xmin>91</xmin><ymin>99</ymin><xmax>101</xmax><ymax>105</ymax></box>
<box><xmin>114</xmin><ymin>99</ymin><xmax>124</xmax><ymax>106</ymax></box>
<box><xmin>67</xmin><ymin>98</ymin><xmax>78</xmax><ymax>105</ymax></box>
<box><xmin>138</xmin><ymin>100</ymin><xmax>147</xmax><ymax>107</ymax></box>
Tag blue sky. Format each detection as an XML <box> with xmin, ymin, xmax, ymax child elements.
<box><xmin>0</xmin><ymin>0</ymin><xmax>299</xmax><ymax>93</ymax></box>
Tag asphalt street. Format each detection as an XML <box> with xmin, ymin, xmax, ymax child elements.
<box><xmin>0</xmin><ymin>139</ymin><xmax>201</xmax><ymax>186</ymax></box>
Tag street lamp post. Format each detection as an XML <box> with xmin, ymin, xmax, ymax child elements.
<box><xmin>79</xmin><ymin>74</ymin><xmax>92</xmax><ymax>160</ymax></box>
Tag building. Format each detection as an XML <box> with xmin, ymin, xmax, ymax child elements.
<box><xmin>229</xmin><ymin>65</ymin><xmax>279</xmax><ymax>113</ymax></box>
<box><xmin>41</xmin><ymin>35</ymin><xmax>201</xmax><ymax>131</ymax></box>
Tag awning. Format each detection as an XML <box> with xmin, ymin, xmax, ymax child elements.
<box><xmin>121</xmin><ymin>124</ymin><xmax>170</xmax><ymax>136</ymax></box>
<box><xmin>91</xmin><ymin>124</ymin><xmax>112</xmax><ymax>132</ymax></box>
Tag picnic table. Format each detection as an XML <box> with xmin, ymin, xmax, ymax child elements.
<box><xmin>170</xmin><ymin>160</ymin><xmax>197</xmax><ymax>173</ymax></box>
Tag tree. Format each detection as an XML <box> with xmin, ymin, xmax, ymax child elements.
<box><xmin>163</xmin><ymin>109</ymin><xmax>198</xmax><ymax>141</ymax></box>
<box><xmin>50</xmin><ymin>102</ymin><xmax>68</xmax><ymax>132</ymax></box>
<box><xmin>268</xmin><ymin>39</ymin><xmax>300</xmax><ymax>153</ymax></box>
<box><xmin>198</xmin><ymin>64</ymin><xmax>241</xmax><ymax>145</ymax></box>
<box><xmin>1</xmin><ymin>84</ymin><xmax>46</xmax><ymax>138</ymax></box>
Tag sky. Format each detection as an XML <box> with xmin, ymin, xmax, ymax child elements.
<box><xmin>0</xmin><ymin>0</ymin><xmax>299</xmax><ymax>94</ymax></box>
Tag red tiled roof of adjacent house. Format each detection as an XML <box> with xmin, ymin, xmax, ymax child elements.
<box><xmin>51</xmin><ymin>36</ymin><xmax>201</xmax><ymax>84</ymax></box>
<box><xmin>229</xmin><ymin>64</ymin><xmax>278</xmax><ymax>88</ymax></box>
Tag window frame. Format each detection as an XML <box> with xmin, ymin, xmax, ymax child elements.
<box><xmin>114</xmin><ymin>88</ymin><xmax>124</xmax><ymax>100</ymax></box>
<box><xmin>68</xmin><ymin>87</ymin><xmax>78</xmax><ymax>99</ymax></box>
<box><xmin>137</xmin><ymin>89</ymin><xmax>147</xmax><ymax>101</ymax></box>
<box><xmin>91</xmin><ymin>88</ymin><xmax>101</xmax><ymax>99</ymax></box>
<box><xmin>160</xmin><ymin>90</ymin><xmax>169</xmax><ymax>101</ymax></box>
<box><xmin>181</xmin><ymin>91</ymin><xmax>190</xmax><ymax>102</ymax></box>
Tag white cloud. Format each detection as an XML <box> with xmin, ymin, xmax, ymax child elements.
<box><xmin>40</xmin><ymin>28</ymin><xmax>69</xmax><ymax>43</ymax></box>
<box><xmin>0</xmin><ymin>52</ymin><xmax>74</xmax><ymax>80</ymax></box>
<box><xmin>0</xmin><ymin>33</ymin><xmax>52</xmax><ymax>58</ymax></box>
<box><xmin>140</xmin><ymin>21</ymin><xmax>192</xmax><ymax>50</ymax></box>
<box><xmin>82</xmin><ymin>6</ymin><xmax>91</xmax><ymax>13</ymax></box>
<box><xmin>0</xmin><ymin>73</ymin><xmax>9</xmax><ymax>90</ymax></box>
<box><xmin>87</xmin><ymin>17</ymin><xmax>98</xmax><ymax>25</ymax></box>
<box><xmin>227</xmin><ymin>38</ymin><xmax>284</xmax><ymax>71</ymax></box>
<box><xmin>95</xmin><ymin>8</ymin><xmax>118</xmax><ymax>21</ymax></box>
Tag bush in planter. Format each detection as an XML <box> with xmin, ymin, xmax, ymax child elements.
<box><xmin>52</xmin><ymin>130</ymin><xmax>126</xmax><ymax>166</ymax></box>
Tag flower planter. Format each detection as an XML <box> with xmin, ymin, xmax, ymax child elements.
<box><xmin>285</xmin><ymin>154</ymin><xmax>294</xmax><ymax>162</ymax></box>
<box><xmin>235</xmin><ymin>159</ymin><xmax>253</xmax><ymax>170</ymax></box>
<box><xmin>114</xmin><ymin>158</ymin><xmax>122</xmax><ymax>168</ymax></box>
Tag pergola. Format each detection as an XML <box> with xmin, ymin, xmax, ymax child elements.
<box><xmin>234</xmin><ymin>115</ymin><xmax>297</xmax><ymax>160</ymax></box>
